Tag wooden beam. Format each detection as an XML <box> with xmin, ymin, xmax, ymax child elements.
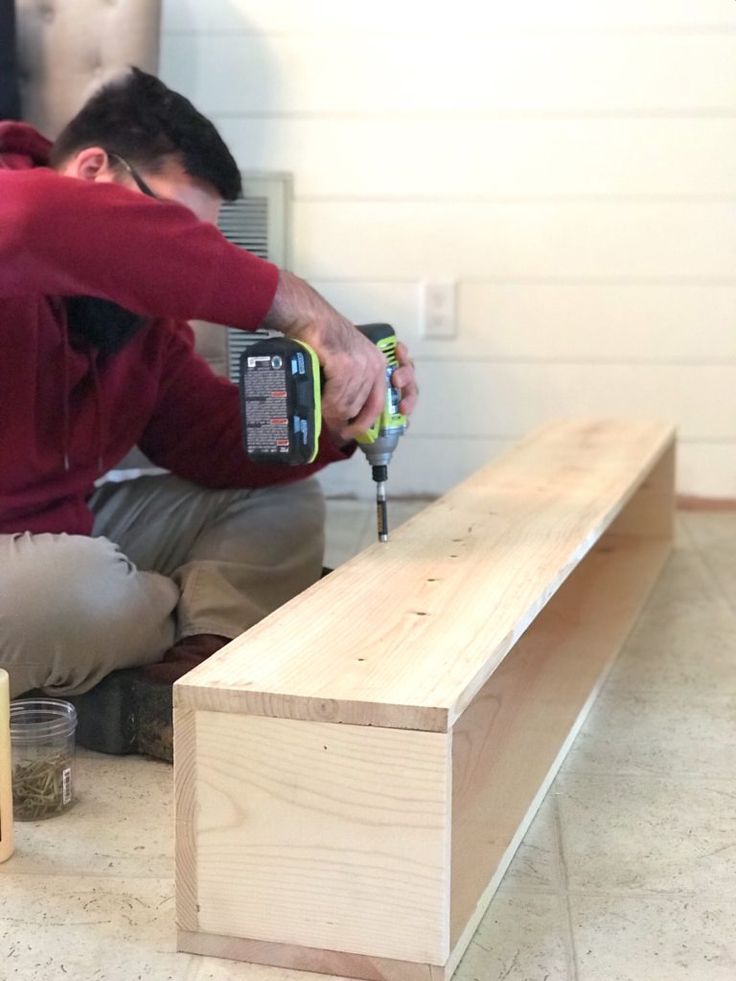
<box><xmin>176</xmin><ymin>419</ymin><xmax>674</xmax><ymax>731</ymax></box>
<box><xmin>175</xmin><ymin>418</ymin><xmax>675</xmax><ymax>981</ymax></box>
<box><xmin>447</xmin><ymin>532</ymin><xmax>669</xmax><ymax>968</ymax></box>
<box><xmin>178</xmin><ymin>711</ymin><xmax>451</xmax><ymax>965</ymax></box>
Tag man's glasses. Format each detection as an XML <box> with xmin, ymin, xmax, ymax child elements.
<box><xmin>106</xmin><ymin>152</ymin><xmax>158</xmax><ymax>199</ymax></box>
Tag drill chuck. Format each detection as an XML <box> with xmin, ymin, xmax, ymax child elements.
<box><xmin>359</xmin><ymin>430</ymin><xmax>403</xmax><ymax>472</ymax></box>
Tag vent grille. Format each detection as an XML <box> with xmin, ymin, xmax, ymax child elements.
<box><xmin>219</xmin><ymin>197</ymin><xmax>270</xmax><ymax>257</ymax></box>
<box><xmin>222</xmin><ymin>174</ymin><xmax>292</xmax><ymax>384</ymax></box>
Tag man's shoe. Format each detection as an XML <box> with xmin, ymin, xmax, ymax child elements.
<box><xmin>136</xmin><ymin>633</ymin><xmax>229</xmax><ymax>761</ymax></box>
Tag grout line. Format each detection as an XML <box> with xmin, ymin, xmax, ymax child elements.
<box><xmin>552</xmin><ymin>794</ymin><xmax>581</xmax><ymax>981</ymax></box>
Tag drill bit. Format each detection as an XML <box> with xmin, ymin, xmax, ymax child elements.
<box><xmin>376</xmin><ymin>479</ymin><xmax>388</xmax><ymax>543</ymax></box>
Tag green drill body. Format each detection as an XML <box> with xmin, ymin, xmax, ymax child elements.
<box><xmin>355</xmin><ymin>324</ymin><xmax>407</xmax><ymax>542</ymax></box>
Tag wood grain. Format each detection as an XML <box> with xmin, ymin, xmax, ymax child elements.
<box><xmin>607</xmin><ymin>441</ymin><xmax>675</xmax><ymax>539</ymax></box>
<box><xmin>175</xmin><ymin>418</ymin><xmax>675</xmax><ymax>980</ymax></box>
<box><xmin>177</xmin><ymin>420</ymin><xmax>675</xmax><ymax>732</ymax></box>
<box><xmin>178</xmin><ymin>930</ymin><xmax>448</xmax><ymax>981</ymax></box>
<box><xmin>173</xmin><ymin>707</ymin><xmax>199</xmax><ymax>934</ymax></box>
<box><xmin>189</xmin><ymin>712</ymin><xmax>451</xmax><ymax>964</ymax></box>
<box><xmin>448</xmin><ymin>532</ymin><xmax>670</xmax><ymax>958</ymax></box>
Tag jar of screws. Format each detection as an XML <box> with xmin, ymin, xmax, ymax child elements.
<box><xmin>10</xmin><ymin>699</ymin><xmax>77</xmax><ymax>820</ymax></box>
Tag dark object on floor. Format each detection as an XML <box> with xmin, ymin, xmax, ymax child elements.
<box><xmin>69</xmin><ymin>669</ymin><xmax>174</xmax><ymax>761</ymax></box>
<box><xmin>70</xmin><ymin>669</ymin><xmax>141</xmax><ymax>755</ymax></box>
<box><xmin>69</xmin><ymin>634</ymin><xmax>228</xmax><ymax>763</ymax></box>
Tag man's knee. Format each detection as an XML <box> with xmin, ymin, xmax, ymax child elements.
<box><xmin>0</xmin><ymin>532</ymin><xmax>177</xmax><ymax>695</ymax></box>
<box><xmin>1</xmin><ymin>533</ymin><xmax>134</xmax><ymax>638</ymax></box>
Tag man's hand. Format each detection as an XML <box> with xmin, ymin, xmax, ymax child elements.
<box><xmin>261</xmin><ymin>270</ymin><xmax>388</xmax><ymax>441</ymax></box>
<box><xmin>296</xmin><ymin>318</ymin><xmax>386</xmax><ymax>442</ymax></box>
<box><xmin>392</xmin><ymin>342</ymin><xmax>419</xmax><ymax>419</ymax></box>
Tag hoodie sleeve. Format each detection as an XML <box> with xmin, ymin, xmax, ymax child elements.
<box><xmin>0</xmin><ymin>168</ymin><xmax>279</xmax><ymax>329</ymax></box>
<box><xmin>138</xmin><ymin>320</ymin><xmax>355</xmax><ymax>488</ymax></box>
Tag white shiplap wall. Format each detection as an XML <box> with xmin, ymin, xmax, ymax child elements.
<box><xmin>160</xmin><ymin>0</ymin><xmax>736</xmax><ymax>499</ymax></box>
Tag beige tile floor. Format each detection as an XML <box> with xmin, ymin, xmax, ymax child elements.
<box><xmin>2</xmin><ymin>504</ymin><xmax>735</xmax><ymax>981</ymax></box>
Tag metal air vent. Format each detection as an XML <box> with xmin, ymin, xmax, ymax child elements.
<box><xmin>221</xmin><ymin>173</ymin><xmax>292</xmax><ymax>384</ymax></box>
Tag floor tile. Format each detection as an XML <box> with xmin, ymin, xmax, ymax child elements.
<box><xmin>571</xmin><ymin>891</ymin><xmax>736</xmax><ymax>981</ymax></box>
<box><xmin>555</xmin><ymin>773</ymin><xmax>736</xmax><ymax>895</ymax></box>
<box><xmin>604</xmin><ymin>594</ymin><xmax>736</xmax><ymax>694</ymax></box>
<box><xmin>679</xmin><ymin>512</ymin><xmax>736</xmax><ymax>611</ymax></box>
<box><xmin>501</xmin><ymin>794</ymin><xmax>561</xmax><ymax>893</ymax></box>
<box><xmin>560</xmin><ymin>688</ymin><xmax>736</xmax><ymax>779</ymax></box>
<box><xmin>0</xmin><ymin>874</ymin><xmax>181</xmax><ymax>980</ymax></box>
<box><xmin>9</xmin><ymin>750</ymin><xmax>173</xmax><ymax>879</ymax></box>
<box><xmin>454</xmin><ymin>886</ymin><xmax>572</xmax><ymax>981</ymax></box>
<box><xmin>680</xmin><ymin>510</ymin><xmax>736</xmax><ymax>551</ymax></box>
<box><xmin>601</xmin><ymin>540</ymin><xmax>736</xmax><ymax>700</ymax></box>
<box><xmin>0</xmin><ymin>874</ymin><xmax>345</xmax><ymax>981</ymax></box>
<box><xmin>628</xmin><ymin>542</ymin><xmax>726</xmax><ymax>615</ymax></box>
<box><xmin>4</xmin><ymin>506</ymin><xmax>736</xmax><ymax>980</ymax></box>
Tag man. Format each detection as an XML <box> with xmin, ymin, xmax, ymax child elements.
<box><xmin>0</xmin><ymin>68</ymin><xmax>418</xmax><ymax>750</ymax></box>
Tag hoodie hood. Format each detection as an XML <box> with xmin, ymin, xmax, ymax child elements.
<box><xmin>0</xmin><ymin>122</ymin><xmax>112</xmax><ymax>473</ymax></box>
<box><xmin>0</xmin><ymin>120</ymin><xmax>149</xmax><ymax>356</ymax></box>
<box><xmin>0</xmin><ymin>121</ymin><xmax>52</xmax><ymax>170</ymax></box>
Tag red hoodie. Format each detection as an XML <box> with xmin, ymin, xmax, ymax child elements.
<box><xmin>0</xmin><ymin>122</ymin><xmax>349</xmax><ymax>536</ymax></box>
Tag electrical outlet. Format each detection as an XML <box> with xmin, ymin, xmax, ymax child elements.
<box><xmin>420</xmin><ymin>280</ymin><xmax>456</xmax><ymax>338</ymax></box>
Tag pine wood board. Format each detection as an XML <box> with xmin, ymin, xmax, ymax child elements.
<box><xmin>447</xmin><ymin>531</ymin><xmax>670</xmax><ymax>961</ymax></box>
<box><xmin>178</xmin><ymin>930</ymin><xmax>447</xmax><ymax>981</ymax></box>
<box><xmin>175</xmin><ymin>530</ymin><xmax>671</xmax><ymax>981</ymax></box>
<box><xmin>177</xmin><ymin>711</ymin><xmax>451</xmax><ymax>965</ymax></box>
<box><xmin>176</xmin><ymin>419</ymin><xmax>675</xmax><ymax>732</ymax></box>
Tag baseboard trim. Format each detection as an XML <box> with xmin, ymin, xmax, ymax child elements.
<box><xmin>677</xmin><ymin>495</ymin><xmax>736</xmax><ymax>511</ymax></box>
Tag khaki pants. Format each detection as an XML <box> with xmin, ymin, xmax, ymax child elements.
<box><xmin>0</xmin><ymin>475</ymin><xmax>325</xmax><ymax>698</ymax></box>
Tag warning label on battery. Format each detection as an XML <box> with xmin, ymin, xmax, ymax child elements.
<box><xmin>243</xmin><ymin>358</ymin><xmax>291</xmax><ymax>455</ymax></box>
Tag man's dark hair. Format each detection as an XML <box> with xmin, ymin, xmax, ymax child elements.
<box><xmin>50</xmin><ymin>67</ymin><xmax>242</xmax><ymax>200</ymax></box>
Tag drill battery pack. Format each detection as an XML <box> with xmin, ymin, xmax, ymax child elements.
<box><xmin>239</xmin><ymin>336</ymin><xmax>322</xmax><ymax>465</ymax></box>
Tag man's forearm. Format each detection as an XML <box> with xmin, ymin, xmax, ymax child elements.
<box><xmin>259</xmin><ymin>269</ymin><xmax>387</xmax><ymax>440</ymax></box>
<box><xmin>261</xmin><ymin>270</ymin><xmax>352</xmax><ymax>347</ymax></box>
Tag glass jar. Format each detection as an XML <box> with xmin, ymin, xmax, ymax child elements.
<box><xmin>10</xmin><ymin>699</ymin><xmax>77</xmax><ymax>820</ymax></box>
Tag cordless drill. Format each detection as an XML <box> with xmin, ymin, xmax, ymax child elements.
<box><xmin>239</xmin><ymin>323</ymin><xmax>406</xmax><ymax>542</ymax></box>
<box><xmin>353</xmin><ymin>324</ymin><xmax>406</xmax><ymax>541</ymax></box>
